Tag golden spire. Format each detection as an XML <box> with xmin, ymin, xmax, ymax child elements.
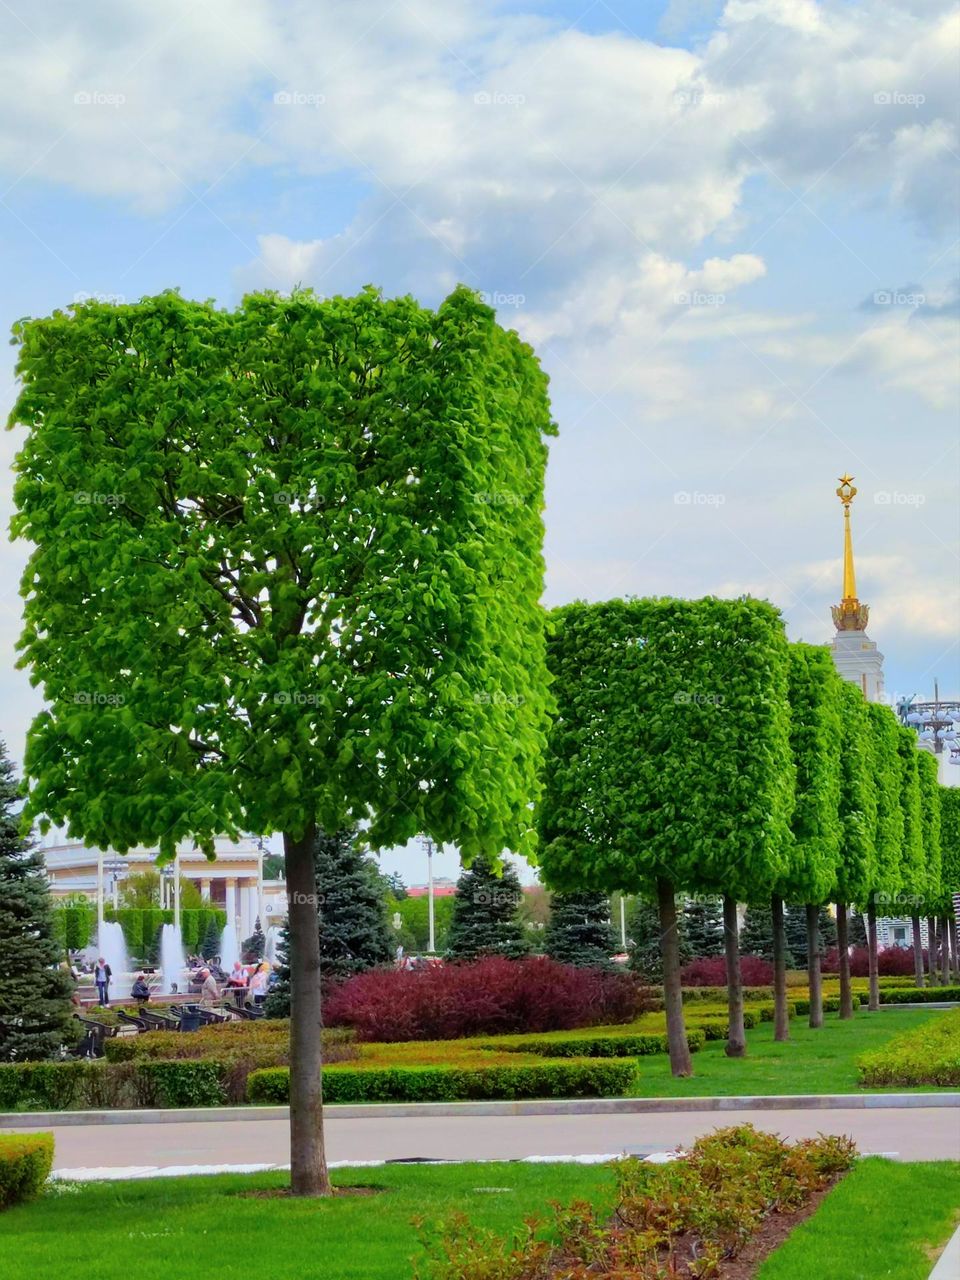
<box><xmin>831</xmin><ymin>474</ymin><xmax>870</xmax><ymax>631</ymax></box>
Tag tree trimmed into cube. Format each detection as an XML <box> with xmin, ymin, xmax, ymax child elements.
<box><xmin>538</xmin><ymin>597</ymin><xmax>793</xmax><ymax>1075</ymax></box>
<box><xmin>9</xmin><ymin>286</ymin><xmax>554</xmax><ymax>1195</ymax></box>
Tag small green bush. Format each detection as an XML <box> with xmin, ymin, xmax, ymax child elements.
<box><xmin>0</xmin><ymin>1133</ymin><xmax>54</xmax><ymax>1210</ymax></box>
<box><xmin>0</xmin><ymin>1059</ymin><xmax>230</xmax><ymax>1111</ymax></box>
<box><xmin>879</xmin><ymin>985</ymin><xmax>960</xmax><ymax>1004</ymax></box>
<box><xmin>858</xmin><ymin>1008</ymin><xmax>960</xmax><ymax>1087</ymax></box>
<box><xmin>474</xmin><ymin>1029</ymin><xmax>706</xmax><ymax>1058</ymax></box>
<box><xmin>247</xmin><ymin>1058</ymin><xmax>637</xmax><ymax>1105</ymax></box>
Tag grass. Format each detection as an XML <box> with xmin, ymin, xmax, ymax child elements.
<box><xmin>0</xmin><ymin>1161</ymin><xmax>616</xmax><ymax>1280</ymax></box>
<box><xmin>2</xmin><ymin>1158</ymin><xmax>957</xmax><ymax>1280</ymax></box>
<box><xmin>758</xmin><ymin>1158</ymin><xmax>960</xmax><ymax>1279</ymax></box>
<box><xmin>625</xmin><ymin>1007</ymin><xmax>952</xmax><ymax>1097</ymax></box>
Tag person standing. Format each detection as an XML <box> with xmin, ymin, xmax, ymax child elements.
<box><xmin>94</xmin><ymin>957</ymin><xmax>112</xmax><ymax>1006</ymax></box>
<box><xmin>198</xmin><ymin>967</ymin><xmax>220</xmax><ymax>1008</ymax></box>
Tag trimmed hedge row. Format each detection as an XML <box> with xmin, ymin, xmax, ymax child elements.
<box><xmin>475</xmin><ymin>1029</ymin><xmax>707</xmax><ymax>1058</ymax></box>
<box><xmin>248</xmin><ymin>1059</ymin><xmax>637</xmax><ymax>1104</ymax></box>
<box><xmin>0</xmin><ymin>1133</ymin><xmax>54</xmax><ymax>1210</ymax></box>
<box><xmin>878</xmin><ymin>985</ymin><xmax>960</xmax><ymax>1004</ymax></box>
<box><xmin>0</xmin><ymin>1059</ymin><xmax>227</xmax><ymax>1111</ymax></box>
<box><xmin>858</xmin><ymin>1009</ymin><xmax>960</xmax><ymax>1088</ymax></box>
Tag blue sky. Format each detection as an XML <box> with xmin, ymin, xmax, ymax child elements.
<box><xmin>0</xmin><ymin>0</ymin><xmax>957</xmax><ymax>883</ymax></box>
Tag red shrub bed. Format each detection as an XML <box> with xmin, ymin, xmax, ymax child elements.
<box><xmin>681</xmin><ymin>954</ymin><xmax>774</xmax><ymax>986</ymax></box>
<box><xmin>822</xmin><ymin>945</ymin><xmax>920</xmax><ymax>976</ymax></box>
<box><xmin>323</xmin><ymin>957</ymin><xmax>648</xmax><ymax>1042</ymax></box>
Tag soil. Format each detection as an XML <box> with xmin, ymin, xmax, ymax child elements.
<box><xmin>233</xmin><ymin>1184</ymin><xmax>385</xmax><ymax>1200</ymax></box>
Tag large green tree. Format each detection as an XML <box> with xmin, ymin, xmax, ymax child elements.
<box><xmin>915</xmin><ymin>751</ymin><xmax>942</xmax><ymax>984</ymax></box>
<box><xmin>446</xmin><ymin>857</ymin><xmax>530</xmax><ymax>960</ymax></box>
<box><xmin>774</xmin><ymin>645</ymin><xmax>842</xmax><ymax>1034</ymax></box>
<box><xmin>9</xmin><ymin>287</ymin><xmax>554</xmax><ymax>1195</ymax></box>
<box><xmin>266</xmin><ymin>829</ymin><xmax>393</xmax><ymax>1016</ymax></box>
<box><xmin>0</xmin><ymin>740</ymin><xmax>73</xmax><ymax>1061</ymax></box>
<box><xmin>538</xmin><ymin>597</ymin><xmax>793</xmax><ymax>1075</ymax></box>
<box><xmin>938</xmin><ymin>786</ymin><xmax>960</xmax><ymax>982</ymax></box>
<box><xmin>543</xmin><ymin>890</ymin><xmax>615</xmax><ymax>968</ymax></box>
<box><xmin>864</xmin><ymin>705</ymin><xmax>905</xmax><ymax>1009</ymax></box>
<box><xmin>832</xmin><ymin>681</ymin><xmax>877</xmax><ymax>1017</ymax></box>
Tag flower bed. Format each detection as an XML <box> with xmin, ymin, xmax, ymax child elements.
<box><xmin>418</xmin><ymin>1124</ymin><xmax>857</xmax><ymax>1278</ymax></box>
<box><xmin>857</xmin><ymin>1008</ymin><xmax>960</xmax><ymax>1087</ymax></box>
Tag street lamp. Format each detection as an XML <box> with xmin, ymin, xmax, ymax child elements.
<box><xmin>898</xmin><ymin>681</ymin><xmax>960</xmax><ymax>763</ymax></box>
<box><xmin>103</xmin><ymin>857</ymin><xmax>127</xmax><ymax>910</ymax></box>
<box><xmin>160</xmin><ymin>862</ymin><xmax>175</xmax><ymax>911</ymax></box>
<box><xmin>419</xmin><ymin>835</ymin><xmax>436</xmax><ymax>953</ymax></box>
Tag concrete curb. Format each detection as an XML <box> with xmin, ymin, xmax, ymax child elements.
<box><xmin>3</xmin><ymin>1092</ymin><xmax>959</xmax><ymax>1128</ymax></box>
<box><xmin>878</xmin><ymin>1002</ymin><xmax>960</xmax><ymax>1010</ymax></box>
<box><xmin>929</xmin><ymin>1221</ymin><xmax>960</xmax><ymax>1279</ymax></box>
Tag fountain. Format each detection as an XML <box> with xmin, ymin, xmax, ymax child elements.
<box><xmin>264</xmin><ymin>924</ymin><xmax>281</xmax><ymax>964</ymax></box>
<box><xmin>96</xmin><ymin>920</ymin><xmax>131</xmax><ymax>1000</ymax></box>
<box><xmin>219</xmin><ymin>921</ymin><xmax>240</xmax><ymax>971</ymax></box>
<box><xmin>159</xmin><ymin>923</ymin><xmax>187</xmax><ymax>995</ymax></box>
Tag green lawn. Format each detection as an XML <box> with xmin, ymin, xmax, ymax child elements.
<box><xmin>1</xmin><ymin>1158</ymin><xmax>956</xmax><ymax>1280</ymax></box>
<box><xmin>627</xmin><ymin>1007</ymin><xmax>951</xmax><ymax>1096</ymax></box>
<box><xmin>0</xmin><ymin>1162</ymin><xmax>616</xmax><ymax>1280</ymax></box>
<box><xmin>758</xmin><ymin>1158</ymin><xmax>960</xmax><ymax>1279</ymax></box>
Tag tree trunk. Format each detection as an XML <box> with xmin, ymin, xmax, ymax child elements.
<box><xmin>283</xmin><ymin>826</ymin><xmax>332</xmax><ymax>1197</ymax></box>
<box><xmin>927</xmin><ymin>916</ymin><xmax>939</xmax><ymax>986</ymax></box>
<box><xmin>950</xmin><ymin>917</ymin><xmax>959</xmax><ymax>984</ymax></box>
<box><xmin>806</xmin><ymin>903</ymin><xmax>823</xmax><ymax>1028</ymax></box>
<box><xmin>658</xmin><ymin>877</ymin><xmax>692</xmax><ymax>1077</ymax></box>
<box><xmin>867</xmin><ymin>901</ymin><xmax>880</xmax><ymax>1010</ymax></box>
<box><xmin>947</xmin><ymin>916</ymin><xmax>957</xmax><ymax>983</ymax></box>
<box><xmin>771</xmin><ymin>895</ymin><xmax>789</xmax><ymax>1041</ymax></box>
<box><xmin>911</xmin><ymin>914</ymin><xmax>924</xmax><ymax>987</ymax></box>
<box><xmin>723</xmin><ymin>894</ymin><xmax>746</xmax><ymax>1057</ymax></box>
<box><xmin>836</xmin><ymin>902</ymin><xmax>854</xmax><ymax>1020</ymax></box>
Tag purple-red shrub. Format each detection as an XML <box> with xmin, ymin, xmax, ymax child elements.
<box><xmin>822</xmin><ymin>945</ymin><xmax>921</xmax><ymax>977</ymax></box>
<box><xmin>680</xmin><ymin>955</ymin><xmax>774</xmax><ymax>987</ymax></box>
<box><xmin>323</xmin><ymin>957</ymin><xmax>648</xmax><ymax>1041</ymax></box>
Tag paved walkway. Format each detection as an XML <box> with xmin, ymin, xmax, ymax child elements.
<box><xmin>28</xmin><ymin>1105</ymin><xmax>960</xmax><ymax>1173</ymax></box>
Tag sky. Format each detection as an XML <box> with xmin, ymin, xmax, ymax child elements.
<box><xmin>0</xmin><ymin>0</ymin><xmax>957</xmax><ymax>885</ymax></box>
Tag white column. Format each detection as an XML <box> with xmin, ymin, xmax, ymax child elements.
<box><xmin>226</xmin><ymin>877</ymin><xmax>237</xmax><ymax>936</ymax></box>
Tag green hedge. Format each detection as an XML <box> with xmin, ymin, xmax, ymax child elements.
<box><xmin>247</xmin><ymin>1059</ymin><xmax>637</xmax><ymax>1105</ymax></box>
<box><xmin>0</xmin><ymin>1133</ymin><xmax>54</xmax><ymax>1210</ymax></box>
<box><xmin>0</xmin><ymin>1059</ymin><xmax>227</xmax><ymax>1111</ymax></box>
<box><xmin>879</xmin><ymin>986</ymin><xmax>960</xmax><ymax>1004</ymax></box>
<box><xmin>858</xmin><ymin>1008</ymin><xmax>960</xmax><ymax>1087</ymax></box>
<box><xmin>476</xmin><ymin>1029</ymin><xmax>706</xmax><ymax>1058</ymax></box>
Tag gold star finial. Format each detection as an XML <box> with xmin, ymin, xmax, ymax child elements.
<box><xmin>831</xmin><ymin>473</ymin><xmax>868</xmax><ymax>631</ymax></box>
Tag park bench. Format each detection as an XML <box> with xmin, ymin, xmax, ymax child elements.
<box><xmin>73</xmin><ymin>1013</ymin><xmax>123</xmax><ymax>1058</ymax></box>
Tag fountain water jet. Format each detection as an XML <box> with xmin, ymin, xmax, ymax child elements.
<box><xmin>97</xmin><ymin>921</ymin><xmax>131</xmax><ymax>1000</ymax></box>
<box><xmin>159</xmin><ymin>923</ymin><xmax>187</xmax><ymax>995</ymax></box>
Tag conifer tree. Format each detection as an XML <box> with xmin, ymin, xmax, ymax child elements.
<box><xmin>682</xmin><ymin>895</ymin><xmax>724</xmax><ymax>958</ymax></box>
<box><xmin>543</xmin><ymin>890</ymin><xmax>615</xmax><ymax>968</ymax></box>
<box><xmin>628</xmin><ymin>895</ymin><xmax>690</xmax><ymax>981</ymax></box>
<box><xmin>446</xmin><ymin>858</ymin><xmax>530</xmax><ymax>960</ymax></box>
<box><xmin>740</xmin><ymin>905</ymin><xmax>778</xmax><ymax>961</ymax></box>
<box><xmin>0</xmin><ymin>739</ymin><xmax>73</xmax><ymax>1061</ymax></box>
<box><xmin>242</xmin><ymin>917</ymin><xmax>266</xmax><ymax>961</ymax></box>
<box><xmin>266</xmin><ymin>830</ymin><xmax>393</xmax><ymax>1016</ymax></box>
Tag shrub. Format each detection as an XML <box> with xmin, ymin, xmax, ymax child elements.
<box><xmin>323</xmin><ymin>956</ymin><xmax>648</xmax><ymax>1042</ymax></box>
<box><xmin>680</xmin><ymin>955</ymin><xmax>774</xmax><ymax>986</ymax></box>
<box><xmin>248</xmin><ymin>1058</ymin><xmax>636</xmax><ymax>1105</ymax></box>
<box><xmin>822</xmin><ymin>945</ymin><xmax>920</xmax><ymax>977</ymax></box>
<box><xmin>0</xmin><ymin>1058</ymin><xmax>231</xmax><ymax>1110</ymax></box>
<box><xmin>858</xmin><ymin>1009</ymin><xmax>960</xmax><ymax>1087</ymax></box>
<box><xmin>877</xmin><ymin>985</ymin><xmax>960</xmax><ymax>1004</ymax></box>
<box><xmin>416</xmin><ymin>1124</ymin><xmax>857</xmax><ymax>1278</ymax></box>
<box><xmin>0</xmin><ymin>1134</ymin><xmax>54</xmax><ymax>1209</ymax></box>
<box><xmin>476</xmin><ymin>1029</ymin><xmax>706</xmax><ymax>1058</ymax></box>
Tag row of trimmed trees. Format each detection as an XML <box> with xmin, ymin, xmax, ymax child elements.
<box><xmin>537</xmin><ymin>597</ymin><xmax>959</xmax><ymax>1077</ymax></box>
